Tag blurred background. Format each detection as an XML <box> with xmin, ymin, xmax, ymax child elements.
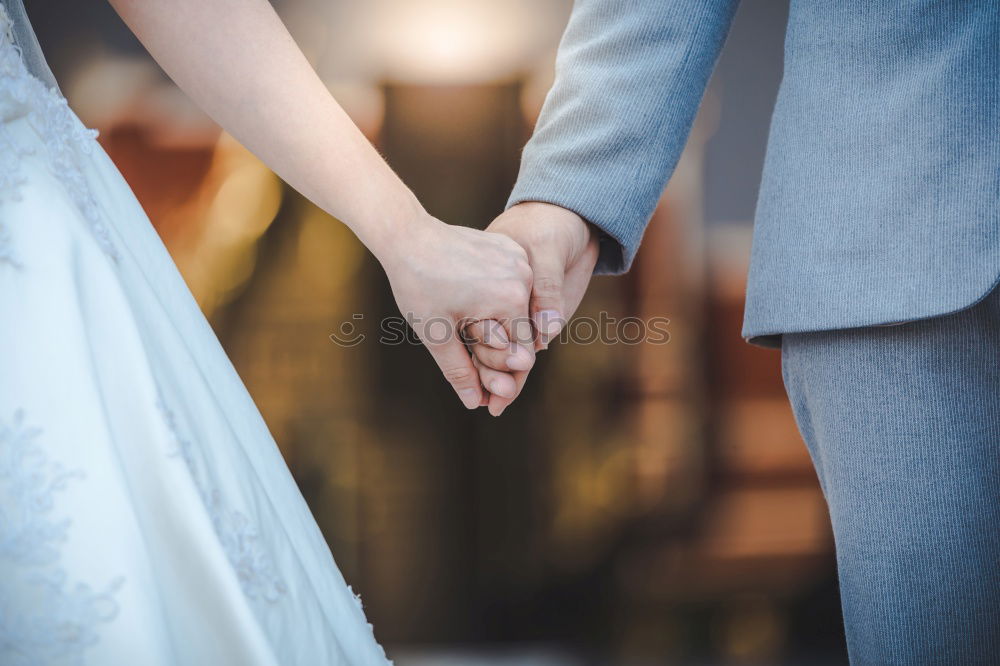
<box><xmin>30</xmin><ymin>1</ymin><xmax>847</xmax><ymax>664</ymax></box>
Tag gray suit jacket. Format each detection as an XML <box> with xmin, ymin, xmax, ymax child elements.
<box><xmin>508</xmin><ymin>1</ymin><xmax>1000</xmax><ymax>346</ymax></box>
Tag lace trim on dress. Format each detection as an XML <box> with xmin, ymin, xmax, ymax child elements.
<box><xmin>0</xmin><ymin>410</ymin><xmax>124</xmax><ymax>666</ymax></box>
<box><xmin>0</xmin><ymin>5</ymin><xmax>118</xmax><ymax>264</ymax></box>
<box><xmin>0</xmin><ymin>29</ymin><xmax>31</xmax><ymax>268</ymax></box>
<box><xmin>156</xmin><ymin>397</ymin><xmax>289</xmax><ymax>604</ymax></box>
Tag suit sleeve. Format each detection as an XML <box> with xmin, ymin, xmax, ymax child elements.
<box><xmin>508</xmin><ymin>0</ymin><xmax>741</xmax><ymax>274</ymax></box>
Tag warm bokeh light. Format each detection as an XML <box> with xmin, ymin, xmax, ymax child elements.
<box><xmin>371</xmin><ymin>0</ymin><xmax>560</xmax><ymax>84</ymax></box>
<box><xmin>42</xmin><ymin>1</ymin><xmax>846</xmax><ymax>662</ymax></box>
<box><xmin>181</xmin><ymin>133</ymin><xmax>283</xmax><ymax>314</ymax></box>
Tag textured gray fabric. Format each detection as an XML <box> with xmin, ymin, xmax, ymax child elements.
<box><xmin>508</xmin><ymin>1</ymin><xmax>1000</xmax><ymax>347</ymax></box>
<box><xmin>781</xmin><ymin>284</ymin><xmax>1000</xmax><ymax>662</ymax></box>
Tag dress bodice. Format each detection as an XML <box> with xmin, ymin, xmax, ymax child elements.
<box><xmin>0</xmin><ymin>4</ymin><xmax>32</xmax><ymax>123</ymax></box>
<box><xmin>0</xmin><ymin>2</ymin><xmax>116</xmax><ymax>261</ymax></box>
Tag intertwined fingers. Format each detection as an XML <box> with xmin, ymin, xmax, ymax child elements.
<box><xmin>417</xmin><ymin>317</ymin><xmax>485</xmax><ymax>410</ymax></box>
<box><xmin>463</xmin><ymin>318</ymin><xmax>535</xmax><ymax>416</ymax></box>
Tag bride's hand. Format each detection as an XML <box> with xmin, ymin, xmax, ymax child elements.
<box><xmin>108</xmin><ymin>0</ymin><xmax>534</xmax><ymax>412</ymax></box>
<box><xmin>376</xmin><ymin>214</ymin><xmax>536</xmax><ymax>410</ymax></box>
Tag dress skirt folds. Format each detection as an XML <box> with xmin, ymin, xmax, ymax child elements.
<box><xmin>0</xmin><ymin>7</ymin><xmax>390</xmax><ymax>665</ymax></box>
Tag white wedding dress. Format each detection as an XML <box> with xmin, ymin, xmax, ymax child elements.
<box><xmin>0</xmin><ymin>3</ymin><xmax>391</xmax><ymax>664</ymax></box>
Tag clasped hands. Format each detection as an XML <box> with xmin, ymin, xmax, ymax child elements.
<box><xmin>381</xmin><ymin>201</ymin><xmax>599</xmax><ymax>416</ymax></box>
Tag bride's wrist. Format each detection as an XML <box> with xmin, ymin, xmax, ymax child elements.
<box><xmin>368</xmin><ymin>200</ymin><xmax>440</xmax><ymax>270</ymax></box>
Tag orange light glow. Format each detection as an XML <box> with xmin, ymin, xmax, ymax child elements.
<box><xmin>371</xmin><ymin>0</ymin><xmax>550</xmax><ymax>84</ymax></box>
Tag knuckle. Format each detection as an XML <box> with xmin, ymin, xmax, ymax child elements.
<box><xmin>442</xmin><ymin>366</ymin><xmax>475</xmax><ymax>385</ymax></box>
<box><xmin>533</xmin><ymin>275</ymin><xmax>562</xmax><ymax>295</ymax></box>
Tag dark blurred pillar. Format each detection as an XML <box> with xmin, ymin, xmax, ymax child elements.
<box><xmin>360</xmin><ymin>81</ymin><xmax>526</xmax><ymax>643</ymax></box>
<box><xmin>380</xmin><ymin>82</ymin><xmax>524</xmax><ymax>227</ymax></box>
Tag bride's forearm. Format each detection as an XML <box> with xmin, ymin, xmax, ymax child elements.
<box><xmin>107</xmin><ymin>0</ymin><xmax>422</xmax><ymax>261</ymax></box>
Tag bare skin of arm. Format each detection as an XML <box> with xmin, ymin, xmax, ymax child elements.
<box><xmin>108</xmin><ymin>0</ymin><xmax>531</xmax><ymax>407</ymax></box>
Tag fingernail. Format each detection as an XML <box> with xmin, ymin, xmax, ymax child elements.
<box><xmin>488</xmin><ymin>379</ymin><xmax>510</xmax><ymax>399</ymax></box>
<box><xmin>536</xmin><ymin>310</ymin><xmax>564</xmax><ymax>341</ymax></box>
<box><xmin>459</xmin><ymin>388</ymin><xmax>480</xmax><ymax>410</ymax></box>
<box><xmin>506</xmin><ymin>345</ymin><xmax>533</xmax><ymax>371</ymax></box>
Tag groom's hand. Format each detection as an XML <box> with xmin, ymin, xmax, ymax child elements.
<box><xmin>465</xmin><ymin>202</ymin><xmax>599</xmax><ymax>416</ymax></box>
<box><xmin>379</xmin><ymin>215</ymin><xmax>536</xmax><ymax>411</ymax></box>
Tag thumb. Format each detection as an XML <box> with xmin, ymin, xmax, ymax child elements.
<box><xmin>425</xmin><ymin>336</ymin><xmax>483</xmax><ymax>410</ymax></box>
<box><xmin>528</xmin><ymin>248</ymin><xmax>567</xmax><ymax>347</ymax></box>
